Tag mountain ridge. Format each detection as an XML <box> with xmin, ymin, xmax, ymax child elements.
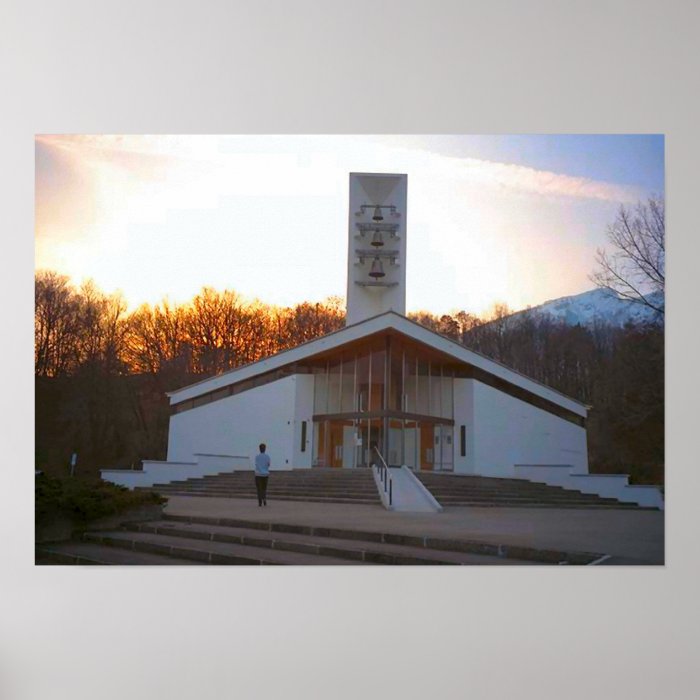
<box><xmin>511</xmin><ymin>288</ymin><xmax>664</xmax><ymax>327</ymax></box>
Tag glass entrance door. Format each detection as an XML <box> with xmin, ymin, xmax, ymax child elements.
<box><xmin>433</xmin><ymin>424</ymin><xmax>454</xmax><ymax>471</ymax></box>
<box><xmin>314</xmin><ymin>417</ymin><xmax>453</xmax><ymax>470</ymax></box>
<box><xmin>358</xmin><ymin>418</ymin><xmax>383</xmax><ymax>467</ymax></box>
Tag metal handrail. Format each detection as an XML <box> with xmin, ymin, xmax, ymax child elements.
<box><xmin>372</xmin><ymin>447</ymin><xmax>393</xmax><ymax>507</ymax></box>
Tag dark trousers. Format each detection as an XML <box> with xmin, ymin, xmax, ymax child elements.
<box><xmin>255</xmin><ymin>475</ymin><xmax>269</xmax><ymax>505</ymax></box>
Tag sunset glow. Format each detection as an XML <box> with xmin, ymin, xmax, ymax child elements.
<box><xmin>35</xmin><ymin>135</ymin><xmax>663</xmax><ymax>316</ymax></box>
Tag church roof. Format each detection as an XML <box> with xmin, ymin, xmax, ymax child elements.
<box><xmin>167</xmin><ymin>311</ymin><xmax>587</xmax><ymax>417</ymax></box>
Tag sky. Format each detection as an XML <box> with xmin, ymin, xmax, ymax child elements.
<box><xmin>35</xmin><ymin>134</ymin><xmax>664</xmax><ymax>316</ymax></box>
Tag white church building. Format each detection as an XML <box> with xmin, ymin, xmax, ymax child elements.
<box><xmin>102</xmin><ymin>173</ymin><xmax>663</xmax><ymax>509</ymax></box>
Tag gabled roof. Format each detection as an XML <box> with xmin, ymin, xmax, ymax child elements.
<box><xmin>167</xmin><ymin>311</ymin><xmax>587</xmax><ymax>417</ymax></box>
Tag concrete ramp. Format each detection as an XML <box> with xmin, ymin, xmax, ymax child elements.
<box><xmin>373</xmin><ymin>466</ymin><xmax>443</xmax><ymax>513</ymax></box>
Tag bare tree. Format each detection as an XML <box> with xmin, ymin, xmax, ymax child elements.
<box><xmin>35</xmin><ymin>270</ymin><xmax>81</xmax><ymax>376</ymax></box>
<box><xmin>591</xmin><ymin>197</ymin><xmax>665</xmax><ymax>315</ymax></box>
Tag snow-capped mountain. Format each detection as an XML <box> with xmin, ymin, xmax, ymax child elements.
<box><xmin>516</xmin><ymin>288</ymin><xmax>663</xmax><ymax>327</ymax></box>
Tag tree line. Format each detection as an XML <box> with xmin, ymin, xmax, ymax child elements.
<box><xmin>35</xmin><ymin>271</ymin><xmax>344</xmax><ymax>474</ymax></box>
<box><xmin>35</xmin><ymin>272</ymin><xmax>663</xmax><ymax>485</ymax></box>
<box><xmin>408</xmin><ymin>305</ymin><xmax>663</xmax><ymax>484</ymax></box>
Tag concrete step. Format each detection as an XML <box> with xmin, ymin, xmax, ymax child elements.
<box><xmin>38</xmin><ymin>515</ymin><xmax>606</xmax><ymax>566</ymax></box>
<box><xmin>191</xmin><ymin>475</ymin><xmax>375</xmax><ymax>481</ymax></box>
<box><xmin>433</xmin><ymin>496</ymin><xmax>636</xmax><ymax>508</ymax></box>
<box><xmin>415</xmin><ymin>473</ymin><xmax>636</xmax><ymax>509</ymax></box>
<box><xmin>433</xmin><ymin>493</ymin><xmax>628</xmax><ymax>503</ymax></box>
<box><xmin>151</xmin><ymin>491</ymin><xmax>381</xmax><ymax>504</ymax></box>
<box><xmin>142</xmin><ymin>469</ymin><xmax>381</xmax><ymax>506</ymax></box>
<box><xmin>83</xmin><ymin>530</ymin><xmax>370</xmax><ymax>565</ymax></box>
<box><xmin>142</xmin><ymin>469</ymin><xmax>639</xmax><ymax>510</ymax></box>
<box><xmin>154</xmin><ymin>488</ymin><xmax>379</xmax><ymax>498</ymax></box>
<box><xmin>161</xmin><ymin>514</ymin><xmax>601</xmax><ymax>565</ymax></box>
<box><xmin>410</xmin><ymin>487</ymin><xmax>609</xmax><ymax>498</ymax></box>
<box><xmin>120</xmin><ymin>520</ymin><xmax>533</xmax><ymax>565</ymax></box>
<box><xmin>437</xmin><ymin>502</ymin><xmax>637</xmax><ymax>509</ymax></box>
<box><xmin>183</xmin><ymin>480</ymin><xmax>376</xmax><ymax>489</ymax></box>
<box><xmin>158</xmin><ymin>483</ymin><xmax>379</xmax><ymax>493</ymax></box>
<box><xmin>198</xmin><ymin>469</ymin><xmax>373</xmax><ymax>478</ymax></box>
<box><xmin>416</xmin><ymin>482</ymin><xmax>580</xmax><ymax>495</ymax></box>
<box><xmin>201</xmin><ymin>474</ymin><xmax>372</xmax><ymax>477</ymax></box>
<box><xmin>35</xmin><ymin>542</ymin><xmax>207</xmax><ymax>565</ymax></box>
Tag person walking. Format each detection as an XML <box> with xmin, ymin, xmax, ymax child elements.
<box><xmin>254</xmin><ymin>443</ymin><xmax>271</xmax><ymax>507</ymax></box>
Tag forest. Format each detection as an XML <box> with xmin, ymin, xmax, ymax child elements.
<box><xmin>35</xmin><ymin>270</ymin><xmax>664</xmax><ymax>485</ymax></box>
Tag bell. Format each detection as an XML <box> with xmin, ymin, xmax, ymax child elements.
<box><xmin>370</xmin><ymin>230</ymin><xmax>384</xmax><ymax>247</ymax></box>
<box><xmin>369</xmin><ymin>258</ymin><xmax>385</xmax><ymax>278</ymax></box>
<box><xmin>372</xmin><ymin>205</ymin><xmax>383</xmax><ymax>221</ymax></box>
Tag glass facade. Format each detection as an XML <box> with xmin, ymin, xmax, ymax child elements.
<box><xmin>309</xmin><ymin>334</ymin><xmax>455</xmax><ymax>470</ymax></box>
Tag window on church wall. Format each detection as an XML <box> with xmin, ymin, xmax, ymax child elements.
<box><xmin>441</xmin><ymin>371</ymin><xmax>454</xmax><ymax>419</ymax></box>
<box><xmin>313</xmin><ymin>420</ymin><xmax>327</xmax><ymax>467</ymax></box>
<box><xmin>367</xmin><ymin>417</ymin><xmax>383</xmax><ymax>463</ymax></box>
<box><xmin>387</xmin><ymin>418</ymin><xmax>403</xmax><ymax>465</ymax></box>
<box><xmin>369</xmin><ymin>350</ymin><xmax>385</xmax><ymax>412</ymax></box>
<box><xmin>403</xmin><ymin>350</ymin><xmax>417</xmax><ymax>413</ymax></box>
<box><xmin>312</xmin><ymin>363</ymin><xmax>328</xmax><ymax>414</ymax></box>
<box><xmin>388</xmin><ymin>346</ymin><xmax>403</xmax><ymax>411</ymax></box>
<box><xmin>340</xmin><ymin>354</ymin><xmax>355</xmax><ymax>413</ymax></box>
<box><xmin>308</xmin><ymin>338</ymin><xmax>455</xmax><ymax>420</ymax></box>
<box><xmin>355</xmin><ymin>353</ymin><xmax>370</xmax><ymax>412</ymax></box>
<box><xmin>429</xmin><ymin>362</ymin><xmax>442</xmax><ymax>416</ymax></box>
<box><xmin>416</xmin><ymin>359</ymin><xmax>430</xmax><ymax>414</ymax></box>
<box><xmin>327</xmin><ymin>358</ymin><xmax>342</xmax><ymax>414</ymax></box>
<box><xmin>403</xmin><ymin>419</ymin><xmax>418</xmax><ymax>469</ymax></box>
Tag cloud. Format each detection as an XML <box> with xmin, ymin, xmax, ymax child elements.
<box><xmin>448</xmin><ymin>156</ymin><xmax>641</xmax><ymax>203</ymax></box>
<box><xmin>34</xmin><ymin>135</ymin><xmax>205</xmax><ymax>182</ymax></box>
<box><xmin>35</xmin><ymin>134</ymin><xmax>641</xmax><ymax>203</ymax></box>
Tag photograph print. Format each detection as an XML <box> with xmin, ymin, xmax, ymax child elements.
<box><xmin>34</xmin><ymin>134</ymin><xmax>664</xmax><ymax>566</ymax></box>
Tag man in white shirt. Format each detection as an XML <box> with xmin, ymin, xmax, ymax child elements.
<box><xmin>254</xmin><ymin>443</ymin><xmax>271</xmax><ymax>507</ymax></box>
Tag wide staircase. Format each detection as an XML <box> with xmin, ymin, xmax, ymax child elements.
<box><xmin>415</xmin><ymin>472</ymin><xmax>640</xmax><ymax>508</ymax></box>
<box><xmin>142</xmin><ymin>468</ymin><xmax>380</xmax><ymax>505</ymax></box>
<box><xmin>144</xmin><ymin>468</ymin><xmax>645</xmax><ymax>509</ymax></box>
<box><xmin>35</xmin><ymin>513</ymin><xmax>604</xmax><ymax>565</ymax></box>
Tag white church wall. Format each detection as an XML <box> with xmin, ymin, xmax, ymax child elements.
<box><xmin>292</xmin><ymin>374</ymin><xmax>314</xmax><ymax>468</ymax></box>
<box><xmin>166</xmin><ymin>375</ymin><xmax>299</xmax><ymax>470</ymax></box>
<box><xmin>453</xmin><ymin>378</ymin><xmax>475</xmax><ymax>474</ymax></box>
<box><xmin>468</xmin><ymin>379</ymin><xmax>588</xmax><ymax>478</ymax></box>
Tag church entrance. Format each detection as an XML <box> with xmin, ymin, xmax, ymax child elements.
<box><xmin>312</xmin><ymin>417</ymin><xmax>453</xmax><ymax>471</ymax></box>
<box><xmin>308</xmin><ymin>332</ymin><xmax>456</xmax><ymax>471</ymax></box>
<box><xmin>312</xmin><ymin>418</ymin><xmax>383</xmax><ymax>468</ymax></box>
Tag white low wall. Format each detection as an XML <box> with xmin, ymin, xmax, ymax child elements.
<box><xmin>514</xmin><ymin>464</ymin><xmax>664</xmax><ymax>509</ymax></box>
<box><xmin>101</xmin><ymin>454</ymin><xmax>250</xmax><ymax>490</ymax></box>
<box><xmin>372</xmin><ymin>466</ymin><xmax>443</xmax><ymax>512</ymax></box>
<box><xmin>195</xmin><ymin>453</ymin><xmax>252</xmax><ymax>472</ymax></box>
<box><xmin>614</xmin><ymin>485</ymin><xmax>665</xmax><ymax>509</ymax></box>
<box><xmin>568</xmin><ymin>474</ymin><xmax>630</xmax><ymax>499</ymax></box>
<box><xmin>514</xmin><ymin>464</ymin><xmax>575</xmax><ymax>487</ymax></box>
<box><xmin>99</xmin><ymin>468</ymin><xmax>167</xmax><ymax>489</ymax></box>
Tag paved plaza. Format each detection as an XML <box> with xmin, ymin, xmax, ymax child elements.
<box><xmin>164</xmin><ymin>495</ymin><xmax>665</xmax><ymax>564</ymax></box>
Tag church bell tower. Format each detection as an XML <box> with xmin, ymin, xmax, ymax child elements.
<box><xmin>346</xmin><ymin>173</ymin><xmax>408</xmax><ymax>325</ymax></box>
